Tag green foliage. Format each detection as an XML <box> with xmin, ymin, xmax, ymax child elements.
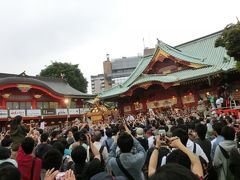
<box><xmin>40</xmin><ymin>62</ymin><xmax>88</xmax><ymax>93</ymax></box>
<box><xmin>215</xmin><ymin>22</ymin><xmax>240</xmax><ymax>62</ymax></box>
<box><xmin>236</xmin><ymin>61</ymin><xmax>240</xmax><ymax>71</ymax></box>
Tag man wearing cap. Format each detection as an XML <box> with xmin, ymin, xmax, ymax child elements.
<box><xmin>136</xmin><ymin>128</ymin><xmax>149</xmax><ymax>151</ymax></box>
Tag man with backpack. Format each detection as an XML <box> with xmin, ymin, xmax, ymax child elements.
<box><xmin>16</xmin><ymin>137</ymin><xmax>42</xmax><ymax>180</ymax></box>
<box><xmin>213</xmin><ymin>126</ymin><xmax>237</xmax><ymax>180</ymax></box>
<box><xmin>107</xmin><ymin>122</ymin><xmax>146</xmax><ymax>180</ymax></box>
<box><xmin>229</xmin><ymin>147</ymin><xmax>240</xmax><ymax>180</ymax></box>
<box><xmin>103</xmin><ymin>128</ymin><xmax>114</xmax><ymax>153</ymax></box>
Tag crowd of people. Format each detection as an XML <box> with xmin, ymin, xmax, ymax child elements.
<box><xmin>0</xmin><ymin>107</ymin><xmax>240</xmax><ymax>180</ymax></box>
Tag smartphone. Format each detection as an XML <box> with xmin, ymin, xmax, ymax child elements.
<box><xmin>159</xmin><ymin>129</ymin><xmax>166</xmax><ymax>141</ymax></box>
<box><xmin>55</xmin><ymin>172</ymin><xmax>65</xmax><ymax>180</ymax></box>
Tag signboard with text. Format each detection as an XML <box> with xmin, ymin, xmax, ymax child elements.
<box><xmin>80</xmin><ymin>108</ymin><xmax>90</xmax><ymax>114</ymax></box>
<box><xmin>42</xmin><ymin>109</ymin><xmax>56</xmax><ymax>115</ymax></box>
<box><xmin>69</xmin><ymin>108</ymin><xmax>80</xmax><ymax>115</ymax></box>
<box><xmin>27</xmin><ymin>109</ymin><xmax>41</xmax><ymax>117</ymax></box>
<box><xmin>146</xmin><ymin>98</ymin><xmax>177</xmax><ymax>109</ymax></box>
<box><xmin>9</xmin><ymin>109</ymin><xmax>25</xmax><ymax>117</ymax></box>
<box><xmin>182</xmin><ymin>95</ymin><xmax>195</xmax><ymax>104</ymax></box>
<box><xmin>0</xmin><ymin>109</ymin><xmax>8</xmax><ymax>118</ymax></box>
<box><xmin>56</xmin><ymin>109</ymin><xmax>68</xmax><ymax>115</ymax></box>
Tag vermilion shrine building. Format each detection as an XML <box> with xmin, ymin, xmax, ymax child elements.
<box><xmin>0</xmin><ymin>72</ymin><xmax>93</xmax><ymax>126</ymax></box>
<box><xmin>100</xmin><ymin>31</ymin><xmax>240</xmax><ymax>114</ymax></box>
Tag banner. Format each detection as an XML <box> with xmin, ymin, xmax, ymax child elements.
<box><xmin>56</xmin><ymin>109</ymin><xmax>68</xmax><ymax>115</ymax></box>
<box><xmin>9</xmin><ymin>110</ymin><xmax>25</xmax><ymax>117</ymax></box>
<box><xmin>69</xmin><ymin>108</ymin><xmax>80</xmax><ymax>115</ymax></box>
<box><xmin>80</xmin><ymin>108</ymin><xmax>90</xmax><ymax>114</ymax></box>
<box><xmin>42</xmin><ymin>109</ymin><xmax>56</xmax><ymax>115</ymax></box>
<box><xmin>147</xmin><ymin>98</ymin><xmax>177</xmax><ymax>109</ymax></box>
<box><xmin>27</xmin><ymin>109</ymin><xmax>41</xmax><ymax>117</ymax></box>
<box><xmin>0</xmin><ymin>109</ymin><xmax>8</xmax><ymax>118</ymax></box>
<box><xmin>182</xmin><ymin>95</ymin><xmax>195</xmax><ymax>104</ymax></box>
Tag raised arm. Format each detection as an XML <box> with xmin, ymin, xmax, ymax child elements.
<box><xmin>86</xmin><ymin>134</ymin><xmax>101</xmax><ymax>161</ymax></box>
<box><xmin>169</xmin><ymin>137</ymin><xmax>203</xmax><ymax>177</ymax></box>
<box><xmin>148</xmin><ymin>135</ymin><xmax>161</xmax><ymax>177</ymax></box>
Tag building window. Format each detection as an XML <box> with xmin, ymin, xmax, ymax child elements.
<box><xmin>6</xmin><ymin>102</ymin><xmax>32</xmax><ymax>109</ymax></box>
<box><xmin>37</xmin><ymin>102</ymin><xmax>58</xmax><ymax>109</ymax></box>
<box><xmin>70</xmin><ymin>101</ymin><xmax>76</xmax><ymax>108</ymax></box>
<box><xmin>49</xmin><ymin>102</ymin><xmax>58</xmax><ymax>109</ymax></box>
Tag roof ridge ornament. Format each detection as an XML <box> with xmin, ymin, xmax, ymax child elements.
<box><xmin>18</xmin><ymin>71</ymin><xmax>27</xmax><ymax>77</ymax></box>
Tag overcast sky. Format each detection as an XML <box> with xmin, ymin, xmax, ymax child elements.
<box><xmin>0</xmin><ymin>0</ymin><xmax>240</xmax><ymax>93</ymax></box>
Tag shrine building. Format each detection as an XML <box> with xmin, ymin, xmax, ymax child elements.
<box><xmin>0</xmin><ymin>72</ymin><xmax>94</xmax><ymax>127</ymax></box>
<box><xmin>99</xmin><ymin>31</ymin><xmax>240</xmax><ymax>114</ymax></box>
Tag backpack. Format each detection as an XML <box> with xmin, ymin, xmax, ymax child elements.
<box><xmin>193</xmin><ymin>142</ymin><xmax>196</xmax><ymax>154</ymax></box>
<box><xmin>219</xmin><ymin>145</ymin><xmax>235</xmax><ymax>180</ymax></box>
<box><xmin>229</xmin><ymin>148</ymin><xmax>240</xmax><ymax>179</ymax></box>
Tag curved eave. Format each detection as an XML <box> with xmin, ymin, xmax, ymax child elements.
<box><xmin>100</xmin><ymin>64</ymin><xmax>236</xmax><ymax>99</ymax></box>
<box><xmin>132</xmin><ymin>75</ymin><xmax>178</xmax><ymax>85</ymax></box>
<box><xmin>122</xmin><ymin>54</ymin><xmax>154</xmax><ymax>87</ymax></box>
<box><xmin>157</xmin><ymin>40</ymin><xmax>209</xmax><ymax>66</ymax></box>
<box><xmin>64</xmin><ymin>94</ymin><xmax>95</xmax><ymax>99</ymax></box>
<box><xmin>99</xmin><ymin>86</ymin><xmax>127</xmax><ymax>100</ymax></box>
<box><xmin>0</xmin><ymin>77</ymin><xmax>91</xmax><ymax>98</ymax></box>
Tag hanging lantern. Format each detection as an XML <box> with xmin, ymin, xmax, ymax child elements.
<box><xmin>2</xmin><ymin>93</ymin><xmax>11</xmax><ymax>98</ymax></box>
<box><xmin>34</xmin><ymin>94</ymin><xmax>42</xmax><ymax>99</ymax></box>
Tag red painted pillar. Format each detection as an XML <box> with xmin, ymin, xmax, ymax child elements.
<box><xmin>142</xmin><ymin>99</ymin><xmax>147</xmax><ymax>113</ymax></box>
<box><xmin>176</xmin><ymin>89</ymin><xmax>183</xmax><ymax>108</ymax></box>
<box><xmin>130</xmin><ymin>103</ymin><xmax>135</xmax><ymax>115</ymax></box>
<box><xmin>32</xmin><ymin>98</ymin><xmax>37</xmax><ymax>109</ymax></box>
<box><xmin>120</xmin><ymin>103</ymin><xmax>123</xmax><ymax>115</ymax></box>
<box><xmin>59</xmin><ymin>99</ymin><xmax>65</xmax><ymax>108</ymax></box>
<box><xmin>2</xmin><ymin>98</ymin><xmax>6</xmax><ymax>109</ymax></box>
<box><xmin>192</xmin><ymin>88</ymin><xmax>200</xmax><ymax>107</ymax></box>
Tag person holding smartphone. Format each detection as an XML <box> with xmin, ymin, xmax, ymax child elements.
<box><xmin>148</xmin><ymin>135</ymin><xmax>203</xmax><ymax>179</ymax></box>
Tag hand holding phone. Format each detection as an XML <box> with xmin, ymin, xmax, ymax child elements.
<box><xmin>56</xmin><ymin>172</ymin><xmax>65</xmax><ymax>180</ymax></box>
<box><xmin>44</xmin><ymin>168</ymin><xmax>59</xmax><ymax>180</ymax></box>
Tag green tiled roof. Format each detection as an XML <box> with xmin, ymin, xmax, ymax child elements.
<box><xmin>175</xmin><ymin>31</ymin><xmax>235</xmax><ymax>68</ymax></box>
<box><xmin>158</xmin><ymin>40</ymin><xmax>207</xmax><ymax>65</ymax></box>
<box><xmin>122</xmin><ymin>54</ymin><xmax>154</xmax><ymax>87</ymax></box>
<box><xmin>100</xmin><ymin>31</ymin><xmax>236</xmax><ymax>99</ymax></box>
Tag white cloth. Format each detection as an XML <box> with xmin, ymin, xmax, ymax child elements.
<box><xmin>216</xmin><ymin>98</ymin><xmax>223</xmax><ymax>108</ymax></box>
<box><xmin>187</xmin><ymin>139</ymin><xmax>209</xmax><ymax>163</ymax></box>
<box><xmin>161</xmin><ymin>139</ymin><xmax>209</xmax><ymax>166</ymax></box>
<box><xmin>93</xmin><ymin>141</ymin><xmax>109</xmax><ymax>164</ymax></box>
<box><xmin>100</xmin><ymin>135</ymin><xmax>107</xmax><ymax>145</ymax></box>
<box><xmin>126</xmin><ymin>115</ymin><xmax>135</xmax><ymax>121</ymax></box>
<box><xmin>211</xmin><ymin>138</ymin><xmax>217</xmax><ymax>147</ymax></box>
<box><xmin>0</xmin><ymin>158</ymin><xmax>18</xmax><ymax>167</ymax></box>
<box><xmin>148</xmin><ymin>136</ymin><xmax>154</xmax><ymax>149</ymax></box>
